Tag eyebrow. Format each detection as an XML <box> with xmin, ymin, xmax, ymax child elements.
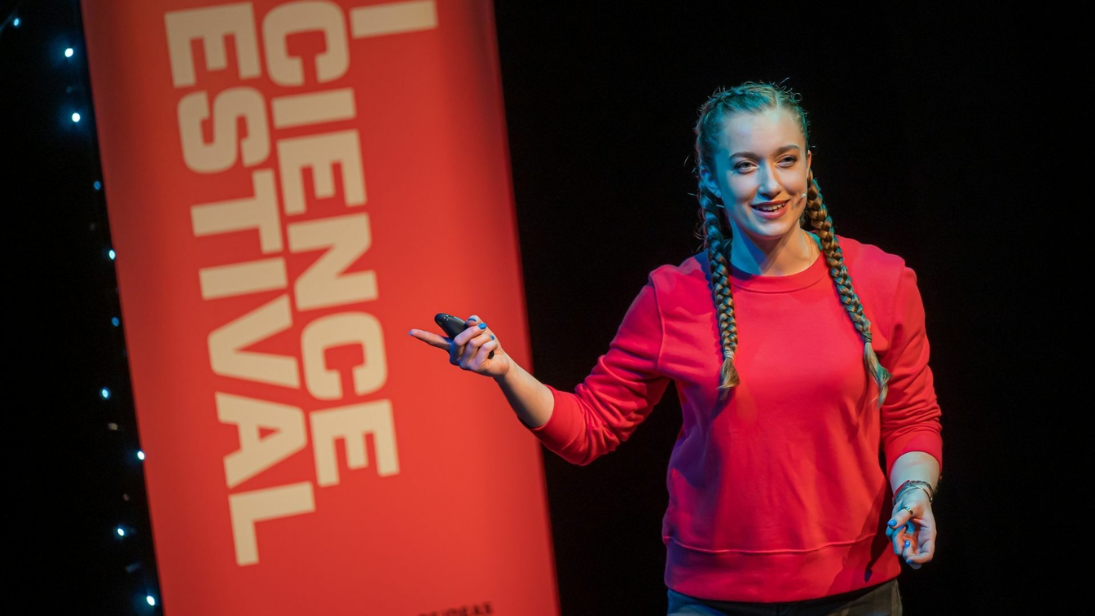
<box><xmin>728</xmin><ymin>144</ymin><xmax>801</xmax><ymax>159</ymax></box>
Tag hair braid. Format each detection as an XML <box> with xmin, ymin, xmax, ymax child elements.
<box><xmin>803</xmin><ymin>170</ymin><xmax>892</xmax><ymax>407</ymax></box>
<box><xmin>697</xmin><ymin>185</ymin><xmax>741</xmax><ymax>397</ymax></box>
<box><xmin>692</xmin><ymin>81</ymin><xmax>890</xmax><ymax>409</ymax></box>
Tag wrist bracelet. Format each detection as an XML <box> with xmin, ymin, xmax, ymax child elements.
<box><xmin>899</xmin><ymin>484</ymin><xmax>933</xmax><ymax>504</ymax></box>
<box><xmin>893</xmin><ymin>479</ymin><xmax>935</xmax><ymax>504</ymax></box>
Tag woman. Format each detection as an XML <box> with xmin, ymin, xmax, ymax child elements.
<box><xmin>409</xmin><ymin>82</ymin><xmax>941</xmax><ymax>615</ymax></box>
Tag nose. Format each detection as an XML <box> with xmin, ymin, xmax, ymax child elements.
<box><xmin>757</xmin><ymin>162</ymin><xmax>783</xmax><ymax>199</ymax></box>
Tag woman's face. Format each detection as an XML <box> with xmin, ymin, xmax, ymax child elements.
<box><xmin>700</xmin><ymin>108</ymin><xmax>812</xmax><ymax>246</ymax></box>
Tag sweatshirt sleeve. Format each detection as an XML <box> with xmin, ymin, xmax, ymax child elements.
<box><xmin>527</xmin><ymin>277</ymin><xmax>672</xmax><ymax>466</ymax></box>
<box><xmin>880</xmin><ymin>265</ymin><xmax>944</xmax><ymax>477</ymax></box>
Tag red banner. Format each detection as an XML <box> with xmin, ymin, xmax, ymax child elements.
<box><xmin>81</xmin><ymin>1</ymin><xmax>558</xmax><ymax>613</ymax></box>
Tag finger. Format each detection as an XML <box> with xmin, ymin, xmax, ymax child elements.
<box><xmin>905</xmin><ymin>538</ymin><xmax>935</xmax><ymax>566</ymax></box>
<box><xmin>408</xmin><ymin>328</ymin><xmax>453</xmax><ymax>350</ymax></box>
<box><xmin>455</xmin><ymin>321</ymin><xmax>489</xmax><ymax>347</ymax></box>
<box><xmin>472</xmin><ymin>321</ymin><xmax>497</xmax><ymax>359</ymax></box>
<box><xmin>887</xmin><ymin>518</ymin><xmax>913</xmax><ymax>540</ymax></box>
<box><xmin>887</xmin><ymin>504</ymin><xmax>915</xmax><ymax>532</ymax></box>
<box><xmin>886</xmin><ymin>514</ymin><xmax>903</xmax><ymax>539</ymax></box>
<box><xmin>892</xmin><ymin>515</ymin><xmax>915</xmax><ymax>554</ymax></box>
<box><xmin>466</xmin><ymin>314</ymin><xmax>480</xmax><ymax>325</ymax></box>
<box><xmin>891</xmin><ymin>523</ymin><xmax>913</xmax><ymax>556</ymax></box>
<box><xmin>470</xmin><ymin>338</ymin><xmax>499</xmax><ymax>369</ymax></box>
<box><xmin>906</xmin><ymin>547</ymin><xmax>928</xmax><ymax>565</ymax></box>
<box><xmin>906</xmin><ymin>525</ymin><xmax>920</xmax><ymax>554</ymax></box>
<box><xmin>902</xmin><ymin>520</ymin><xmax>923</xmax><ymax>559</ymax></box>
<box><xmin>885</xmin><ymin>515</ymin><xmax>897</xmax><ymax>538</ymax></box>
<box><xmin>899</xmin><ymin>535</ymin><xmax>913</xmax><ymax>560</ymax></box>
<box><xmin>460</xmin><ymin>331</ymin><xmax>492</xmax><ymax>365</ymax></box>
<box><xmin>448</xmin><ymin>338</ymin><xmax>461</xmax><ymax>365</ymax></box>
<box><xmin>449</xmin><ymin>328</ymin><xmax>475</xmax><ymax>362</ymax></box>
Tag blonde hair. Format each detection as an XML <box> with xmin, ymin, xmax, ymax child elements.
<box><xmin>692</xmin><ymin>82</ymin><xmax>891</xmax><ymax>408</ymax></box>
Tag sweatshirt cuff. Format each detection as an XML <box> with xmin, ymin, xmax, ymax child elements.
<box><xmin>527</xmin><ymin>384</ymin><xmax>581</xmax><ymax>454</ymax></box>
<box><xmin>885</xmin><ymin>431</ymin><xmax>943</xmax><ymax>477</ymax></box>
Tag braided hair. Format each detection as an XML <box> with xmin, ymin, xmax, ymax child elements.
<box><xmin>692</xmin><ymin>82</ymin><xmax>891</xmax><ymax>408</ymax></box>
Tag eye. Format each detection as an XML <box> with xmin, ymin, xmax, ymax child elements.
<box><xmin>779</xmin><ymin>156</ymin><xmax>798</xmax><ymax>166</ymax></box>
<box><xmin>733</xmin><ymin>161</ymin><xmax>756</xmax><ymax>172</ymax></box>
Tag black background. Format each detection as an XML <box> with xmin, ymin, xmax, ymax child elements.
<box><xmin>5</xmin><ymin>1</ymin><xmax>1080</xmax><ymax>614</ymax></box>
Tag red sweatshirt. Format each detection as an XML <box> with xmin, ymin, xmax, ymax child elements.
<box><xmin>527</xmin><ymin>235</ymin><xmax>943</xmax><ymax>602</ymax></box>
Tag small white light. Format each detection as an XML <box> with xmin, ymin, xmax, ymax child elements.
<box><xmin>65</xmin><ymin>48</ymin><xmax>74</xmax><ymax>58</ymax></box>
<box><xmin>72</xmin><ymin>112</ymin><xmax>81</xmax><ymax>123</ymax></box>
<box><xmin>137</xmin><ymin>450</ymin><xmax>145</xmax><ymax>461</ymax></box>
<box><xmin>112</xmin><ymin>317</ymin><xmax>120</xmax><ymax>327</ymax></box>
<box><xmin>13</xmin><ymin>18</ymin><xmax>20</xmax><ymax>27</ymax></box>
<box><xmin>94</xmin><ymin>180</ymin><xmax>102</xmax><ymax>190</ymax></box>
<box><xmin>117</xmin><ymin>527</ymin><xmax>126</xmax><ymax>537</ymax></box>
<box><xmin>101</xmin><ymin>387</ymin><xmax>111</xmax><ymax>399</ymax></box>
<box><xmin>108</xmin><ymin>249</ymin><xmax>116</xmax><ymax>260</ymax></box>
<box><xmin>146</xmin><ymin>595</ymin><xmax>156</xmax><ymax>606</ymax></box>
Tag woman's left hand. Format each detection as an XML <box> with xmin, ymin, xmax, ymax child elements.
<box><xmin>885</xmin><ymin>489</ymin><xmax>936</xmax><ymax>569</ymax></box>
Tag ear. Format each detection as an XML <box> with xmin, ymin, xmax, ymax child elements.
<box><xmin>698</xmin><ymin>162</ymin><xmax>721</xmax><ymax>196</ymax></box>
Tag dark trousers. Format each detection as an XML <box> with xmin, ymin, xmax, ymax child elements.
<box><xmin>667</xmin><ymin>579</ymin><xmax>902</xmax><ymax>616</ymax></box>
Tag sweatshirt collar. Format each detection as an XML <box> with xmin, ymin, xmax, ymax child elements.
<box><xmin>729</xmin><ymin>249</ymin><xmax>828</xmax><ymax>293</ymax></box>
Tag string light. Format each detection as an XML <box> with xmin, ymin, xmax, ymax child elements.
<box><xmin>37</xmin><ymin>8</ymin><xmax>162</xmax><ymax>608</ymax></box>
<box><xmin>12</xmin><ymin>17</ymin><xmax>19</xmax><ymax>27</ymax></box>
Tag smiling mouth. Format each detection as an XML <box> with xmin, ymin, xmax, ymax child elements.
<box><xmin>751</xmin><ymin>200</ymin><xmax>788</xmax><ymax>213</ymax></box>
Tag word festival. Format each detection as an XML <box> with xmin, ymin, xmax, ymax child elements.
<box><xmin>165</xmin><ymin>0</ymin><xmax>437</xmax><ymax>566</ymax></box>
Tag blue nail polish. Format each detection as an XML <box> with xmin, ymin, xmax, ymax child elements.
<box><xmin>478</xmin><ymin>322</ymin><xmax>487</xmax><ymax>329</ymax></box>
<box><xmin>904</xmin><ymin>540</ymin><xmax>910</xmax><ymax>548</ymax></box>
<box><xmin>490</xmin><ymin>334</ymin><xmax>495</xmax><ymax>340</ymax></box>
<box><xmin>887</xmin><ymin>519</ymin><xmax>896</xmax><ymax>527</ymax></box>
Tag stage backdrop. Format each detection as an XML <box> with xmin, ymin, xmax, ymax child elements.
<box><xmin>80</xmin><ymin>1</ymin><xmax>558</xmax><ymax>613</ymax></box>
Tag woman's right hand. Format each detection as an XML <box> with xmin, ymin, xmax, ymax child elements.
<box><xmin>408</xmin><ymin>315</ymin><xmax>511</xmax><ymax>379</ymax></box>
